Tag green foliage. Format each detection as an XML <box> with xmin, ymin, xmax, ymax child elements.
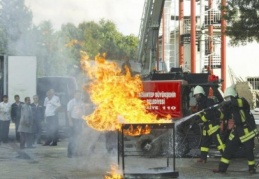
<box><xmin>0</xmin><ymin>1</ymin><xmax>139</xmax><ymax>78</ymax></box>
<box><xmin>224</xmin><ymin>0</ymin><xmax>259</xmax><ymax>45</ymax></box>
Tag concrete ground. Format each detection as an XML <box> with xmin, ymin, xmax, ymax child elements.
<box><xmin>1</xmin><ymin>122</ymin><xmax>259</xmax><ymax>179</ymax></box>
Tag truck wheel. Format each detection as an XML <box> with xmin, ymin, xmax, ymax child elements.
<box><xmin>136</xmin><ymin>134</ymin><xmax>161</xmax><ymax>156</ymax></box>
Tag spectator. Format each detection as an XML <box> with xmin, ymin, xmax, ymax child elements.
<box><xmin>0</xmin><ymin>95</ymin><xmax>11</xmax><ymax>144</ymax></box>
<box><xmin>31</xmin><ymin>95</ymin><xmax>44</xmax><ymax>144</ymax></box>
<box><xmin>18</xmin><ymin>97</ymin><xmax>34</xmax><ymax>149</ymax></box>
<box><xmin>67</xmin><ymin>90</ymin><xmax>85</xmax><ymax>158</ymax></box>
<box><xmin>43</xmin><ymin>89</ymin><xmax>61</xmax><ymax>146</ymax></box>
<box><xmin>11</xmin><ymin>94</ymin><xmax>24</xmax><ymax>142</ymax></box>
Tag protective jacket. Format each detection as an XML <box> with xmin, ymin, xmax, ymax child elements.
<box><xmin>223</xmin><ymin>97</ymin><xmax>257</xmax><ymax>143</ymax></box>
<box><xmin>197</xmin><ymin>95</ymin><xmax>224</xmax><ymax>136</ymax></box>
<box><xmin>196</xmin><ymin>95</ymin><xmax>225</xmax><ymax>160</ymax></box>
<box><xmin>218</xmin><ymin>96</ymin><xmax>258</xmax><ymax>172</ymax></box>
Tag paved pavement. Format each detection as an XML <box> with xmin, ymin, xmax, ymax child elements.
<box><xmin>1</xmin><ymin>123</ymin><xmax>259</xmax><ymax>179</ymax></box>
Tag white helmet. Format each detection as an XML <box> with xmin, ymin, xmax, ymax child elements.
<box><xmin>224</xmin><ymin>86</ymin><xmax>237</xmax><ymax>98</ymax></box>
<box><xmin>193</xmin><ymin>85</ymin><xmax>205</xmax><ymax>96</ymax></box>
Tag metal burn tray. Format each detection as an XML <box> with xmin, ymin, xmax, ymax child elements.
<box><xmin>118</xmin><ymin>123</ymin><xmax>179</xmax><ymax>179</ymax></box>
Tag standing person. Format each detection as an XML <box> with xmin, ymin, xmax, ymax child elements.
<box><xmin>192</xmin><ymin>85</ymin><xmax>225</xmax><ymax>163</ymax></box>
<box><xmin>0</xmin><ymin>95</ymin><xmax>11</xmax><ymax>144</ymax></box>
<box><xmin>67</xmin><ymin>90</ymin><xmax>85</xmax><ymax>158</ymax></box>
<box><xmin>43</xmin><ymin>89</ymin><xmax>61</xmax><ymax>146</ymax></box>
<box><xmin>213</xmin><ymin>86</ymin><xmax>258</xmax><ymax>174</ymax></box>
<box><xmin>11</xmin><ymin>95</ymin><xmax>24</xmax><ymax>142</ymax></box>
<box><xmin>31</xmin><ymin>95</ymin><xmax>44</xmax><ymax>144</ymax></box>
<box><xmin>18</xmin><ymin>97</ymin><xmax>34</xmax><ymax>149</ymax></box>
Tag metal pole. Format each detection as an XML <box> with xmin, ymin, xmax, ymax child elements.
<box><xmin>117</xmin><ymin>130</ymin><xmax>120</xmax><ymax>165</ymax></box>
<box><xmin>121</xmin><ymin>128</ymin><xmax>125</xmax><ymax>172</ymax></box>
<box><xmin>179</xmin><ymin>0</ymin><xmax>184</xmax><ymax>68</ymax></box>
<box><xmin>173</xmin><ymin>123</ymin><xmax>176</xmax><ymax>171</ymax></box>
<box><xmin>208</xmin><ymin>0</ymin><xmax>213</xmax><ymax>74</ymax></box>
<box><xmin>162</xmin><ymin>9</ymin><xmax>165</xmax><ymax>71</ymax></box>
<box><xmin>191</xmin><ymin>0</ymin><xmax>196</xmax><ymax>73</ymax></box>
<box><xmin>200</xmin><ymin>0</ymin><xmax>205</xmax><ymax>72</ymax></box>
<box><xmin>221</xmin><ymin>0</ymin><xmax>227</xmax><ymax>90</ymax></box>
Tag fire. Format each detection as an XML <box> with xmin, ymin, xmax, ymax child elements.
<box><xmin>104</xmin><ymin>164</ymin><xmax>123</xmax><ymax>179</ymax></box>
<box><xmin>80</xmin><ymin>52</ymin><xmax>162</xmax><ymax>133</ymax></box>
<box><xmin>65</xmin><ymin>39</ymin><xmax>84</xmax><ymax>47</ymax></box>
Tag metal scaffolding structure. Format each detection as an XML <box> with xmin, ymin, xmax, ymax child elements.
<box><xmin>137</xmin><ymin>0</ymin><xmax>227</xmax><ymax>89</ymax></box>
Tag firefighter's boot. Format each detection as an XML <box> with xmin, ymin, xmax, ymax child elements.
<box><xmin>249</xmin><ymin>165</ymin><xmax>256</xmax><ymax>174</ymax></box>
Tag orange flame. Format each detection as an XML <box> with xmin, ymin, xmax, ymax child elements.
<box><xmin>104</xmin><ymin>164</ymin><xmax>123</xmax><ymax>179</ymax></box>
<box><xmin>80</xmin><ymin>52</ymin><xmax>161</xmax><ymax>133</ymax></box>
<box><xmin>66</xmin><ymin>39</ymin><xmax>84</xmax><ymax>47</ymax></box>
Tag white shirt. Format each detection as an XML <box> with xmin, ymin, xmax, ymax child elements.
<box><xmin>67</xmin><ymin>98</ymin><xmax>85</xmax><ymax>119</ymax></box>
<box><xmin>0</xmin><ymin>102</ymin><xmax>11</xmax><ymax>121</ymax></box>
<box><xmin>44</xmin><ymin>95</ymin><xmax>61</xmax><ymax>117</ymax></box>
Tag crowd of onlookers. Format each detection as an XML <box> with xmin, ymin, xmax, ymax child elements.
<box><xmin>0</xmin><ymin>87</ymin><xmax>117</xmax><ymax>160</ymax></box>
<box><xmin>0</xmin><ymin>89</ymin><xmax>62</xmax><ymax>149</ymax></box>
<box><xmin>0</xmin><ymin>89</ymin><xmax>96</xmax><ymax>159</ymax></box>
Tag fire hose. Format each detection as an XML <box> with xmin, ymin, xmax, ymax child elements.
<box><xmin>174</xmin><ymin>103</ymin><xmax>223</xmax><ymax>126</ymax></box>
<box><xmin>143</xmin><ymin>103</ymin><xmax>225</xmax><ymax>153</ymax></box>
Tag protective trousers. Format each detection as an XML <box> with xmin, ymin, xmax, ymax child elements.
<box><xmin>200</xmin><ymin>125</ymin><xmax>225</xmax><ymax>160</ymax></box>
<box><xmin>218</xmin><ymin>134</ymin><xmax>255</xmax><ymax>172</ymax></box>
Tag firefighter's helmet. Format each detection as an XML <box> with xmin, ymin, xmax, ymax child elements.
<box><xmin>224</xmin><ymin>86</ymin><xmax>237</xmax><ymax>98</ymax></box>
<box><xmin>193</xmin><ymin>85</ymin><xmax>205</xmax><ymax>96</ymax></box>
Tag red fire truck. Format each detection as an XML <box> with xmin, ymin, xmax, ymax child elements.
<box><xmin>136</xmin><ymin>68</ymin><xmax>227</xmax><ymax>157</ymax></box>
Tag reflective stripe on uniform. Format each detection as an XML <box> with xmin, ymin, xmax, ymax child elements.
<box><xmin>237</xmin><ymin>99</ymin><xmax>245</xmax><ymax>123</ymax></box>
<box><xmin>248</xmin><ymin>160</ymin><xmax>255</xmax><ymax>166</ymax></box>
<box><xmin>219</xmin><ymin>112</ymin><xmax>224</xmax><ymax>120</ymax></box>
<box><xmin>207</xmin><ymin>125</ymin><xmax>220</xmax><ymax>136</ymax></box>
<box><xmin>240</xmin><ymin>129</ymin><xmax>258</xmax><ymax>143</ymax></box>
<box><xmin>240</xmin><ymin>110</ymin><xmax>245</xmax><ymax>123</ymax></box>
<box><xmin>237</xmin><ymin>99</ymin><xmax>243</xmax><ymax>107</ymax></box>
<box><xmin>216</xmin><ymin>134</ymin><xmax>225</xmax><ymax>151</ymax></box>
<box><xmin>198</xmin><ymin>113</ymin><xmax>207</xmax><ymax>122</ymax></box>
<box><xmin>229</xmin><ymin>133</ymin><xmax>234</xmax><ymax>140</ymax></box>
<box><xmin>203</xmin><ymin>129</ymin><xmax>206</xmax><ymax>136</ymax></box>
<box><xmin>220</xmin><ymin>157</ymin><xmax>230</xmax><ymax>164</ymax></box>
<box><xmin>201</xmin><ymin>147</ymin><xmax>209</xmax><ymax>152</ymax></box>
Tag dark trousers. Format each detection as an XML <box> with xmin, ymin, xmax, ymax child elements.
<box><xmin>218</xmin><ymin>135</ymin><xmax>255</xmax><ymax>172</ymax></box>
<box><xmin>200</xmin><ymin>128</ymin><xmax>225</xmax><ymax>160</ymax></box>
<box><xmin>33</xmin><ymin>120</ymin><xmax>42</xmax><ymax>144</ymax></box>
<box><xmin>45</xmin><ymin>115</ymin><xmax>59</xmax><ymax>145</ymax></box>
<box><xmin>0</xmin><ymin>120</ymin><xmax>10</xmax><ymax>143</ymax></box>
<box><xmin>20</xmin><ymin>132</ymin><xmax>33</xmax><ymax>149</ymax></box>
<box><xmin>14</xmin><ymin>120</ymin><xmax>20</xmax><ymax>141</ymax></box>
<box><xmin>67</xmin><ymin>118</ymin><xmax>83</xmax><ymax>157</ymax></box>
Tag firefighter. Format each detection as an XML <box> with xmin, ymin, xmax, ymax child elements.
<box><xmin>213</xmin><ymin>86</ymin><xmax>258</xmax><ymax>174</ymax></box>
<box><xmin>193</xmin><ymin>85</ymin><xmax>225</xmax><ymax>163</ymax></box>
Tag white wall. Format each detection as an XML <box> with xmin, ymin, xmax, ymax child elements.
<box><xmin>8</xmin><ymin>56</ymin><xmax>37</xmax><ymax>104</ymax></box>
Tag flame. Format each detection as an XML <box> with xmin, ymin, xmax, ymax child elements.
<box><xmin>80</xmin><ymin>51</ymin><xmax>163</xmax><ymax>134</ymax></box>
<box><xmin>66</xmin><ymin>39</ymin><xmax>84</xmax><ymax>47</ymax></box>
<box><xmin>104</xmin><ymin>164</ymin><xmax>123</xmax><ymax>179</ymax></box>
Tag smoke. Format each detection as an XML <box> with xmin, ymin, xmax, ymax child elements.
<box><xmin>24</xmin><ymin>0</ymin><xmax>145</xmax><ymax>36</ymax></box>
<box><xmin>70</xmin><ymin>124</ymin><xmax>118</xmax><ymax>176</ymax></box>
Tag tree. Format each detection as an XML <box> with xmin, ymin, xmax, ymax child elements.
<box><xmin>0</xmin><ymin>0</ymin><xmax>33</xmax><ymax>54</ymax></box>
<box><xmin>77</xmin><ymin>19</ymin><xmax>138</xmax><ymax>61</ymax></box>
<box><xmin>223</xmin><ymin>0</ymin><xmax>259</xmax><ymax>45</ymax></box>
